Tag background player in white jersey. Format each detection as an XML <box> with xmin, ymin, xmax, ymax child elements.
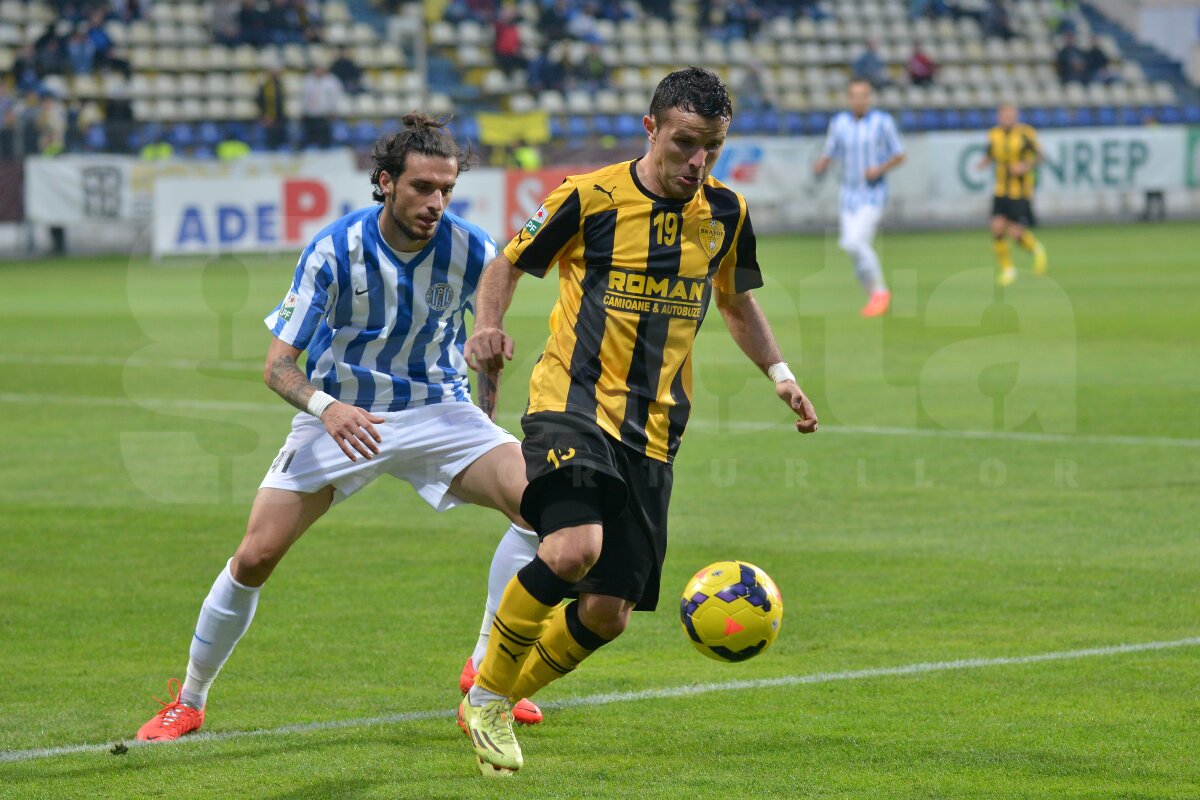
<box><xmin>136</xmin><ymin>113</ymin><xmax>542</xmax><ymax>741</ymax></box>
<box><xmin>813</xmin><ymin>79</ymin><xmax>906</xmax><ymax>318</ymax></box>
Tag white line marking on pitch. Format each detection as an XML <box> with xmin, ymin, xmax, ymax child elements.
<box><xmin>2</xmin><ymin>636</ymin><xmax>1197</xmax><ymax>765</ymax></box>
<box><xmin>1</xmin><ymin>391</ymin><xmax>1198</xmax><ymax>449</ymax></box>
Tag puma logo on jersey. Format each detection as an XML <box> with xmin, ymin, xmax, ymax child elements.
<box><xmin>593</xmin><ymin>184</ymin><xmax>617</xmax><ymax>203</ymax></box>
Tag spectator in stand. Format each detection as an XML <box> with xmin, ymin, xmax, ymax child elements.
<box><xmin>213</xmin><ymin>0</ymin><xmax>242</xmax><ymax>46</ymax></box>
<box><xmin>737</xmin><ymin>61</ymin><xmax>772</xmax><ymax>111</ymax></box>
<box><xmin>37</xmin><ymin>90</ymin><xmax>67</xmax><ymax>155</ymax></box>
<box><xmin>1055</xmin><ymin>31</ymin><xmax>1089</xmax><ymax>84</ymax></box>
<box><xmin>300</xmin><ymin>62</ymin><xmax>344</xmax><ymax>149</ymax></box>
<box><xmin>13</xmin><ymin>44</ymin><xmax>42</xmax><ymax>92</ymax></box>
<box><xmin>909</xmin><ymin>0</ymin><xmax>950</xmax><ymax>19</ymax></box>
<box><xmin>493</xmin><ymin>8</ymin><xmax>526</xmax><ymax>78</ymax></box>
<box><xmin>852</xmin><ymin>40</ymin><xmax>891</xmax><ymax>88</ymax></box>
<box><xmin>103</xmin><ymin>84</ymin><xmax>135</xmax><ymax>153</ymax></box>
<box><xmin>539</xmin><ymin>0</ymin><xmax>569</xmax><ymax>44</ymax></box>
<box><xmin>1083</xmin><ymin>36</ymin><xmax>1115</xmax><ymax>84</ymax></box>
<box><xmin>526</xmin><ymin>46</ymin><xmax>562</xmax><ymax>94</ymax></box>
<box><xmin>981</xmin><ymin>0</ymin><xmax>1016</xmax><ymax>41</ymax></box>
<box><xmin>567</xmin><ymin>3</ymin><xmax>602</xmax><ymax>44</ymax></box>
<box><xmin>905</xmin><ymin>41</ymin><xmax>938</xmax><ymax>86</ymax></box>
<box><xmin>264</xmin><ymin>0</ymin><xmax>301</xmax><ymax>45</ymax></box>
<box><xmin>574</xmin><ymin>42</ymin><xmax>610</xmax><ymax>91</ymax></box>
<box><xmin>239</xmin><ymin>0</ymin><xmax>269</xmax><ymax>47</ymax></box>
<box><xmin>65</xmin><ymin>26</ymin><xmax>96</xmax><ymax>75</ymax></box>
<box><xmin>35</xmin><ymin>36</ymin><xmax>69</xmax><ymax>78</ymax></box>
<box><xmin>1048</xmin><ymin>0</ymin><xmax>1079</xmax><ymax>35</ymax></box>
<box><xmin>330</xmin><ymin>47</ymin><xmax>365</xmax><ymax>94</ymax></box>
<box><xmin>85</xmin><ymin>8</ymin><xmax>128</xmax><ymax>73</ymax></box>
<box><xmin>0</xmin><ymin>86</ymin><xmax>16</xmax><ymax>158</ymax></box>
<box><xmin>638</xmin><ymin>0</ymin><xmax>673</xmax><ymax>21</ymax></box>
<box><xmin>257</xmin><ymin>67</ymin><xmax>288</xmax><ymax>149</ymax></box>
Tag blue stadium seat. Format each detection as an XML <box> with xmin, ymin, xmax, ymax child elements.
<box><xmin>168</xmin><ymin>122</ymin><xmax>195</xmax><ymax>149</ymax></box>
<box><xmin>1050</xmin><ymin>108</ymin><xmax>1072</xmax><ymax>128</ymax></box>
<box><xmin>942</xmin><ymin>109</ymin><xmax>963</xmax><ymax>129</ymax></box>
<box><xmin>963</xmin><ymin>109</ymin><xmax>986</xmax><ymax>129</ymax></box>
<box><xmin>191</xmin><ymin>146</ymin><xmax>216</xmax><ymax>160</ymax></box>
<box><xmin>802</xmin><ymin>112</ymin><xmax>829</xmax><ymax>136</ymax></box>
<box><xmin>919</xmin><ymin>109</ymin><xmax>941</xmax><ymax>131</ymax></box>
<box><xmin>898</xmin><ymin>109</ymin><xmax>919</xmax><ymax>132</ymax></box>
<box><xmin>331</xmin><ymin>119</ymin><xmax>352</xmax><ymax>146</ymax></box>
<box><xmin>593</xmin><ymin>114</ymin><xmax>616</xmax><ymax>137</ymax></box>
<box><xmin>1027</xmin><ymin>108</ymin><xmax>1050</xmax><ymax>128</ymax></box>
<box><xmin>1158</xmin><ymin>106</ymin><xmax>1183</xmax><ymax>124</ymax></box>
<box><xmin>1118</xmin><ymin>106</ymin><xmax>1140</xmax><ymax>126</ymax></box>
<box><xmin>731</xmin><ymin>111</ymin><xmax>758</xmax><ymax>134</ymax></box>
<box><xmin>353</xmin><ymin>120</ymin><xmax>379</xmax><ymax>146</ymax></box>
<box><xmin>549</xmin><ymin>115</ymin><xmax>566</xmax><ymax>138</ymax></box>
<box><xmin>1096</xmin><ymin>106</ymin><xmax>1118</xmax><ymax>126</ymax></box>
<box><xmin>566</xmin><ymin>115</ymin><xmax>590</xmax><ymax>139</ymax></box>
<box><xmin>614</xmin><ymin>114</ymin><xmax>642</xmax><ymax>139</ymax></box>
<box><xmin>453</xmin><ymin>115</ymin><xmax>479</xmax><ymax>141</ymax></box>
<box><xmin>1073</xmin><ymin>108</ymin><xmax>1095</xmax><ymax>127</ymax></box>
<box><xmin>1184</xmin><ymin>106</ymin><xmax>1200</xmax><ymax>124</ymax></box>
<box><xmin>757</xmin><ymin>109</ymin><xmax>780</xmax><ymax>134</ymax></box>
<box><xmin>84</xmin><ymin>124</ymin><xmax>106</xmax><ymax>151</ymax></box>
<box><xmin>784</xmin><ymin>111</ymin><xmax>804</xmax><ymax>135</ymax></box>
<box><xmin>224</xmin><ymin>121</ymin><xmax>250</xmax><ymax>142</ymax></box>
<box><xmin>198</xmin><ymin>121</ymin><xmax>222</xmax><ymax>147</ymax></box>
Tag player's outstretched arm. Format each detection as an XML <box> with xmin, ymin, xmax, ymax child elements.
<box><xmin>465</xmin><ymin>254</ymin><xmax>523</xmax><ymax>375</ymax></box>
<box><xmin>263</xmin><ymin>336</ymin><xmax>384</xmax><ymax>461</ymax></box>
<box><xmin>716</xmin><ymin>290</ymin><xmax>818</xmax><ymax>434</ymax></box>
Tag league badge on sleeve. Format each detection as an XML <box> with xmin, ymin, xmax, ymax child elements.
<box><xmin>524</xmin><ymin>205</ymin><xmax>549</xmax><ymax>238</ymax></box>
<box><xmin>278</xmin><ymin>292</ymin><xmax>298</xmax><ymax>321</ymax></box>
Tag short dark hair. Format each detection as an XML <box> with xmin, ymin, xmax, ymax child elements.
<box><xmin>648</xmin><ymin>66</ymin><xmax>733</xmax><ymax>124</ymax></box>
<box><xmin>848</xmin><ymin>77</ymin><xmax>873</xmax><ymax>91</ymax></box>
<box><xmin>369</xmin><ymin>112</ymin><xmax>472</xmax><ymax>202</ymax></box>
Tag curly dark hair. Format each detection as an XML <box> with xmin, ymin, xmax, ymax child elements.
<box><xmin>648</xmin><ymin>66</ymin><xmax>733</xmax><ymax>124</ymax></box>
<box><xmin>369</xmin><ymin>112</ymin><xmax>472</xmax><ymax>202</ymax></box>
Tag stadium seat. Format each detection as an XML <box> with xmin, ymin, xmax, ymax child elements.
<box><xmin>919</xmin><ymin>109</ymin><xmax>942</xmax><ymax>131</ymax></box>
<box><xmin>1050</xmin><ymin>108</ymin><xmax>1072</xmax><ymax>128</ymax></box>
<box><xmin>1184</xmin><ymin>106</ymin><xmax>1200</xmax><ymax>125</ymax></box>
<box><xmin>593</xmin><ymin>115</ymin><xmax>616</xmax><ymax>137</ymax></box>
<box><xmin>803</xmin><ymin>112</ymin><xmax>829</xmax><ymax>136</ymax></box>
<box><xmin>330</xmin><ymin>119</ymin><xmax>352</xmax><ymax>147</ymax></box>
<box><xmin>353</xmin><ymin>120</ymin><xmax>379</xmax><ymax>147</ymax></box>
<box><xmin>1096</xmin><ymin>107</ymin><xmax>1118</xmax><ymax>127</ymax></box>
<box><xmin>1158</xmin><ymin>106</ymin><xmax>1183</xmax><ymax>125</ymax></box>
<box><xmin>1073</xmin><ymin>108</ymin><xmax>1096</xmax><ymax>127</ymax></box>
<box><xmin>566</xmin><ymin>115</ymin><xmax>590</xmax><ymax>140</ymax></box>
<box><xmin>783</xmin><ymin>111</ymin><xmax>804</xmax><ymax>136</ymax></box>
<box><xmin>84</xmin><ymin>124</ymin><xmax>107</xmax><ymax>151</ymax></box>
<box><xmin>198</xmin><ymin>121</ymin><xmax>223</xmax><ymax>147</ymax></box>
<box><xmin>168</xmin><ymin>122</ymin><xmax>195</xmax><ymax>148</ymax></box>
<box><xmin>614</xmin><ymin>114</ymin><xmax>642</xmax><ymax>139</ymax></box>
<box><xmin>1026</xmin><ymin>108</ymin><xmax>1050</xmax><ymax>128</ymax></box>
<box><xmin>942</xmin><ymin>109</ymin><xmax>963</xmax><ymax>130</ymax></box>
<box><xmin>963</xmin><ymin>109</ymin><xmax>986</xmax><ymax>129</ymax></box>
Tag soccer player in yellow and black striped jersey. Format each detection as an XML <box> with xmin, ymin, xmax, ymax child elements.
<box><xmin>455</xmin><ymin>67</ymin><xmax>818</xmax><ymax>775</ymax></box>
<box><xmin>979</xmin><ymin>103</ymin><xmax>1048</xmax><ymax>286</ymax></box>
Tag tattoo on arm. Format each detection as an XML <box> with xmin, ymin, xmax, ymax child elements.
<box><xmin>268</xmin><ymin>353</ymin><xmax>319</xmax><ymax>413</ymax></box>
<box><xmin>477</xmin><ymin>369</ymin><xmax>500</xmax><ymax>421</ymax></box>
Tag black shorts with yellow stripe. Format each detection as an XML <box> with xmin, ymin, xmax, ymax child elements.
<box><xmin>519</xmin><ymin>411</ymin><xmax>672</xmax><ymax>612</ymax></box>
<box><xmin>992</xmin><ymin>196</ymin><xmax>1036</xmax><ymax>227</ymax></box>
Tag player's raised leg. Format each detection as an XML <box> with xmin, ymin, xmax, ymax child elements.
<box><xmin>507</xmin><ymin>593</ymin><xmax>628</xmax><ymax>702</ymax></box>
<box><xmin>1014</xmin><ymin>225</ymin><xmax>1047</xmax><ymax>275</ymax></box>
<box><xmin>136</xmin><ymin>486</ymin><xmax>332</xmax><ymax>741</ymax></box>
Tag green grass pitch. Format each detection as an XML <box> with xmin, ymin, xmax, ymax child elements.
<box><xmin>1</xmin><ymin>223</ymin><xmax>1197</xmax><ymax>798</ymax></box>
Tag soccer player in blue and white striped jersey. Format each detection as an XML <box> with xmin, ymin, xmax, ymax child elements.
<box><xmin>135</xmin><ymin>114</ymin><xmax>543</xmax><ymax>742</ymax></box>
<box><xmin>813</xmin><ymin>79</ymin><xmax>907</xmax><ymax>317</ymax></box>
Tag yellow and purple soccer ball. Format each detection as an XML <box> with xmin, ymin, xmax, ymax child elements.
<box><xmin>679</xmin><ymin>561</ymin><xmax>783</xmax><ymax>662</ymax></box>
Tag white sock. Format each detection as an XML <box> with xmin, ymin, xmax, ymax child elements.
<box><xmin>852</xmin><ymin>245</ymin><xmax>887</xmax><ymax>294</ymax></box>
<box><xmin>180</xmin><ymin>558</ymin><xmax>261</xmax><ymax>709</ymax></box>
<box><xmin>471</xmin><ymin>523</ymin><xmax>539</xmax><ymax>669</ymax></box>
<box><xmin>468</xmin><ymin>684</ymin><xmax>508</xmax><ymax>707</ymax></box>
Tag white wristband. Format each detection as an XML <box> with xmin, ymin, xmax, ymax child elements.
<box><xmin>767</xmin><ymin>362</ymin><xmax>795</xmax><ymax>384</ymax></box>
<box><xmin>306</xmin><ymin>390</ymin><xmax>336</xmax><ymax>419</ymax></box>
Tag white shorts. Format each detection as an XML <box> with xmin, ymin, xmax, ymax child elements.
<box><xmin>259</xmin><ymin>402</ymin><xmax>519</xmax><ymax>510</ymax></box>
<box><xmin>838</xmin><ymin>203</ymin><xmax>884</xmax><ymax>251</ymax></box>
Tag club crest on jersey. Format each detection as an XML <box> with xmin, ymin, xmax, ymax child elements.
<box><xmin>524</xmin><ymin>205</ymin><xmax>549</xmax><ymax>237</ymax></box>
<box><xmin>425</xmin><ymin>282</ymin><xmax>455</xmax><ymax>311</ymax></box>
<box><xmin>698</xmin><ymin>219</ymin><xmax>725</xmax><ymax>255</ymax></box>
<box><xmin>278</xmin><ymin>292</ymin><xmax>298</xmax><ymax>321</ymax></box>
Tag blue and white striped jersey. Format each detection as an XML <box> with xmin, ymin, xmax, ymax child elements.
<box><xmin>264</xmin><ymin>205</ymin><xmax>496</xmax><ymax>412</ymax></box>
<box><xmin>821</xmin><ymin>109</ymin><xmax>905</xmax><ymax>211</ymax></box>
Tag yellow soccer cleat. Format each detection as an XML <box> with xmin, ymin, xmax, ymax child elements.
<box><xmin>458</xmin><ymin>696</ymin><xmax>523</xmax><ymax>777</ymax></box>
<box><xmin>997</xmin><ymin>266</ymin><xmax>1017</xmax><ymax>287</ymax></box>
<box><xmin>1032</xmin><ymin>242</ymin><xmax>1048</xmax><ymax>275</ymax></box>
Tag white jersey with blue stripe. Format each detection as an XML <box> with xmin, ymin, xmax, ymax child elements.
<box><xmin>264</xmin><ymin>205</ymin><xmax>496</xmax><ymax>412</ymax></box>
<box><xmin>821</xmin><ymin>109</ymin><xmax>905</xmax><ymax>212</ymax></box>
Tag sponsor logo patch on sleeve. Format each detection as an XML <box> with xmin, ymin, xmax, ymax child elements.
<box><xmin>523</xmin><ymin>205</ymin><xmax>549</xmax><ymax>237</ymax></box>
<box><xmin>278</xmin><ymin>291</ymin><xmax>298</xmax><ymax>321</ymax></box>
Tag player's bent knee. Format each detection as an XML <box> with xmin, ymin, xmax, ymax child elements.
<box><xmin>577</xmin><ymin>597</ymin><xmax>631</xmax><ymax>640</ymax></box>
<box><xmin>539</xmin><ymin>543</ymin><xmax>600</xmax><ymax>583</ymax></box>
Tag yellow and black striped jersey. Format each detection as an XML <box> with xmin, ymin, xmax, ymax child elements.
<box><xmin>504</xmin><ymin>159</ymin><xmax>762</xmax><ymax>463</ymax></box>
<box><xmin>987</xmin><ymin>123</ymin><xmax>1040</xmax><ymax>200</ymax></box>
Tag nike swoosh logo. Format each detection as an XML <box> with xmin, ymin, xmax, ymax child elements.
<box><xmin>355</xmin><ymin>288</ymin><xmax>369</xmax><ymax>296</ymax></box>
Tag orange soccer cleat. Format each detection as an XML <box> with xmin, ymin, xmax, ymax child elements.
<box><xmin>136</xmin><ymin>678</ymin><xmax>205</xmax><ymax>742</ymax></box>
<box><xmin>459</xmin><ymin>657</ymin><xmax>544</xmax><ymax>726</ymax></box>
<box><xmin>861</xmin><ymin>290</ymin><xmax>891</xmax><ymax>317</ymax></box>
